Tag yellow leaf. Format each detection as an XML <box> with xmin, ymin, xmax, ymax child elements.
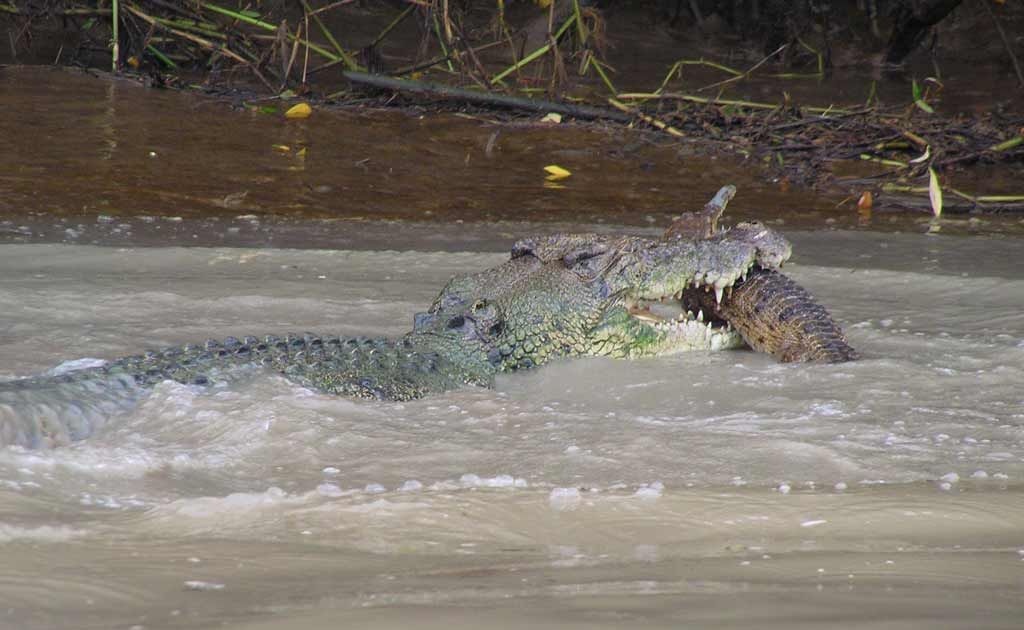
<box><xmin>928</xmin><ymin>167</ymin><xmax>943</xmax><ymax>217</ymax></box>
<box><xmin>535</xmin><ymin>0</ymin><xmax>553</xmax><ymax>7</ymax></box>
<box><xmin>272</xmin><ymin>144</ymin><xmax>291</xmax><ymax>152</ymax></box>
<box><xmin>297</xmin><ymin>147</ymin><xmax>307</xmax><ymax>157</ymax></box>
<box><xmin>543</xmin><ymin>164</ymin><xmax>571</xmax><ymax>181</ymax></box>
<box><xmin>285</xmin><ymin>103</ymin><xmax>312</xmax><ymax>119</ymax></box>
<box><xmin>540</xmin><ymin>112</ymin><xmax>562</xmax><ymax>124</ymax></box>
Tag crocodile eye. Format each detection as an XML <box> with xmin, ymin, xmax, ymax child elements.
<box><xmin>471</xmin><ymin>300</ymin><xmax>487</xmax><ymax>312</ymax></box>
<box><xmin>446</xmin><ymin>316</ymin><xmax>466</xmax><ymax>329</ymax></box>
<box><xmin>488</xmin><ymin>321</ymin><xmax>505</xmax><ymax>336</ymax></box>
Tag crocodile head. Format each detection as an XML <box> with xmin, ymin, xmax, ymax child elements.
<box><xmin>410</xmin><ymin>221</ymin><xmax>792</xmax><ymax>373</ymax></box>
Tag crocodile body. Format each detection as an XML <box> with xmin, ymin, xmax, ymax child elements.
<box><xmin>0</xmin><ymin>187</ymin><xmax>857</xmax><ymax>448</ymax></box>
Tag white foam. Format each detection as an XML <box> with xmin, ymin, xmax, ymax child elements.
<box><xmin>0</xmin><ymin>523</ymin><xmax>85</xmax><ymax>543</ymax></box>
<box><xmin>46</xmin><ymin>358</ymin><xmax>108</xmax><ymax>376</ymax></box>
<box><xmin>549</xmin><ymin>487</ymin><xmax>581</xmax><ymax>510</ymax></box>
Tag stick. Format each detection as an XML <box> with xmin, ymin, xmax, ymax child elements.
<box><xmin>370</xmin><ymin>3</ymin><xmax>415</xmax><ymax>49</ymax></box>
<box><xmin>124</xmin><ymin>3</ymin><xmax>275</xmax><ymax>91</ymax></box>
<box><xmin>696</xmin><ymin>44</ymin><xmax>787</xmax><ymax>92</ymax></box>
<box><xmin>490</xmin><ymin>12</ymin><xmax>576</xmax><ymax>85</ymax></box>
<box><xmin>340</xmin><ymin>71</ymin><xmax>630</xmax><ymax>121</ymax></box>
<box><xmin>617</xmin><ymin>92</ymin><xmax>856</xmax><ymax>115</ymax></box>
<box><xmin>607</xmin><ymin>98</ymin><xmax>684</xmax><ymax>137</ymax></box>
<box><xmin>392</xmin><ymin>39</ymin><xmax>507</xmax><ymax>76</ymax></box>
<box><xmin>299</xmin><ymin>0</ymin><xmax>359</xmax><ymax>71</ymax></box>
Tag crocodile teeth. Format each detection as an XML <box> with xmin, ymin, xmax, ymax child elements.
<box><xmin>715</xmin><ymin>286</ymin><xmax>724</xmax><ymax>305</ymax></box>
<box><xmin>697</xmin><ymin>309</ymin><xmax>704</xmax><ymax>322</ymax></box>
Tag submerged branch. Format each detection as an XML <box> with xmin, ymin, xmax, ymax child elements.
<box><xmin>339</xmin><ymin>71</ymin><xmax>630</xmax><ymax>122</ymax></box>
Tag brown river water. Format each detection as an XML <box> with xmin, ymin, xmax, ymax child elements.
<box><xmin>1</xmin><ymin>67</ymin><xmax>1023</xmax><ymax>630</ymax></box>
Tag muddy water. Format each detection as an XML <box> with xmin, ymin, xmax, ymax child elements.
<box><xmin>1</xmin><ymin>68</ymin><xmax>1024</xmax><ymax>629</ymax></box>
<box><xmin>3</xmin><ymin>65</ymin><xmax>1023</xmax><ymax>244</ymax></box>
<box><xmin>1</xmin><ymin>238</ymin><xmax>1023</xmax><ymax>630</ymax></box>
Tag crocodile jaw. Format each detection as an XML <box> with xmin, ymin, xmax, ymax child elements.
<box><xmin>624</xmin><ymin>293</ymin><xmax>744</xmax><ymax>356</ymax></box>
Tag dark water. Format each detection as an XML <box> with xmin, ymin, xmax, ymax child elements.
<box><xmin>2</xmin><ymin>65</ymin><xmax>1021</xmax><ymax>248</ymax></box>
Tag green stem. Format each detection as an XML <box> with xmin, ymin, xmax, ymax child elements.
<box><xmin>617</xmin><ymin>92</ymin><xmax>854</xmax><ymax>115</ymax></box>
<box><xmin>571</xmin><ymin>0</ymin><xmax>589</xmax><ymax>44</ymax></box>
<box><xmin>975</xmin><ymin>194</ymin><xmax>1024</xmax><ymax>202</ymax></box>
<box><xmin>155</xmin><ymin>16</ymin><xmax>227</xmax><ymax>39</ymax></box>
<box><xmin>586</xmin><ymin>56</ymin><xmax>616</xmax><ymax>94</ymax></box>
<box><xmin>299</xmin><ymin>0</ymin><xmax>359</xmax><ymax>71</ymax></box>
<box><xmin>112</xmin><ymin>0</ymin><xmax>119</xmax><ymax>72</ymax></box>
<box><xmin>146</xmin><ymin>44</ymin><xmax>178</xmax><ymax>68</ymax></box>
<box><xmin>201</xmin><ymin>2</ymin><xmax>351</xmax><ymax>67</ymax></box>
<box><xmin>883</xmin><ymin>184</ymin><xmax>1024</xmax><ymax>205</ymax></box>
<box><xmin>371</xmin><ymin>3</ymin><xmax>415</xmax><ymax>49</ymax></box>
<box><xmin>989</xmin><ymin>136</ymin><xmax>1023</xmax><ymax>152</ymax></box>
<box><xmin>490</xmin><ymin>13</ymin><xmax>577</xmax><ymax>85</ymax></box>
<box><xmin>881</xmin><ymin>184</ymin><xmax>928</xmax><ymax>193</ymax></box>
<box><xmin>859</xmin><ymin>154</ymin><xmax>908</xmax><ymax>168</ymax></box>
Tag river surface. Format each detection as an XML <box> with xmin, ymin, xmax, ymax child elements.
<box><xmin>1</xmin><ymin>68</ymin><xmax>1023</xmax><ymax>629</ymax></box>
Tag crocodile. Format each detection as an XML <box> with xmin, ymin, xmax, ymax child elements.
<box><xmin>0</xmin><ymin>186</ymin><xmax>856</xmax><ymax>449</ymax></box>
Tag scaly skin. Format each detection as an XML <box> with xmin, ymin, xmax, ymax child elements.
<box><xmin>1</xmin><ymin>186</ymin><xmax>855</xmax><ymax>448</ymax></box>
<box><xmin>698</xmin><ymin>269</ymin><xmax>860</xmax><ymax>363</ymax></box>
<box><xmin>662</xmin><ymin>187</ymin><xmax>858</xmax><ymax>363</ymax></box>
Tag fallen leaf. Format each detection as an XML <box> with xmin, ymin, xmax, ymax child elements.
<box><xmin>928</xmin><ymin>167</ymin><xmax>943</xmax><ymax>217</ymax></box>
<box><xmin>540</xmin><ymin>112</ymin><xmax>562</xmax><ymax>124</ymax></box>
<box><xmin>544</xmin><ymin>164</ymin><xmax>571</xmax><ymax>181</ymax></box>
<box><xmin>272</xmin><ymin>144</ymin><xmax>291</xmax><ymax>152</ymax></box>
<box><xmin>285</xmin><ymin>103</ymin><xmax>312</xmax><ymax>119</ymax></box>
<box><xmin>909</xmin><ymin>145</ymin><xmax>931</xmax><ymax>164</ymax></box>
<box><xmin>857</xmin><ymin>191</ymin><xmax>873</xmax><ymax>211</ymax></box>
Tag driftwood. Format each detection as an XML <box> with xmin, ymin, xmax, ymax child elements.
<box><xmin>340</xmin><ymin>71</ymin><xmax>631</xmax><ymax>123</ymax></box>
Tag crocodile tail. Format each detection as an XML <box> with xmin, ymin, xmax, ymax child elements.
<box><xmin>0</xmin><ymin>374</ymin><xmax>145</xmax><ymax>448</ymax></box>
<box><xmin>718</xmin><ymin>268</ymin><xmax>859</xmax><ymax>363</ymax></box>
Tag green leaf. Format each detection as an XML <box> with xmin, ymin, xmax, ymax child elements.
<box><xmin>928</xmin><ymin>167</ymin><xmax>943</xmax><ymax>218</ymax></box>
<box><xmin>911</xmin><ymin>79</ymin><xmax>933</xmax><ymax>113</ymax></box>
<box><xmin>914</xmin><ymin>99</ymin><xmax>934</xmax><ymax>114</ymax></box>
